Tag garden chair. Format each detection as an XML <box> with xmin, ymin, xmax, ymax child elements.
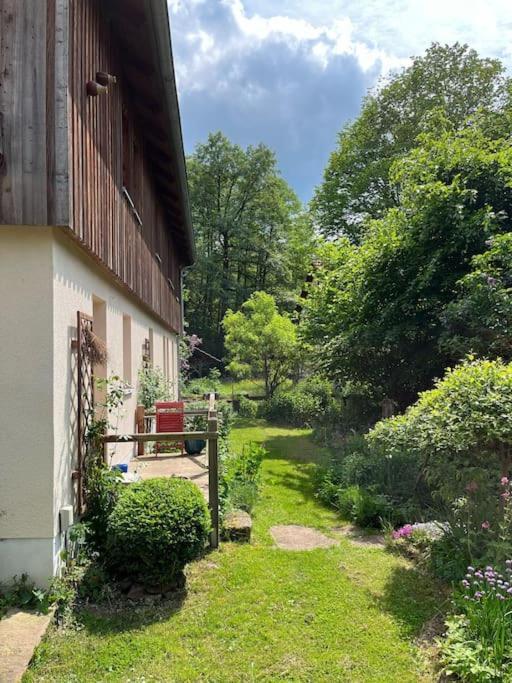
<box><xmin>155</xmin><ymin>401</ymin><xmax>185</xmax><ymax>455</ymax></box>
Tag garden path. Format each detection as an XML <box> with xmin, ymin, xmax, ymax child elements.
<box><xmin>128</xmin><ymin>452</ymin><xmax>209</xmax><ymax>498</ymax></box>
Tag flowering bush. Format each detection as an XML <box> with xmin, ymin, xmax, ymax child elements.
<box><xmin>440</xmin><ymin>561</ymin><xmax>512</xmax><ymax>682</ymax></box>
<box><xmin>368</xmin><ymin>358</ymin><xmax>512</xmax><ymax>505</ymax></box>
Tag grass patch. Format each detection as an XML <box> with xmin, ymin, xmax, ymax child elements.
<box><xmin>26</xmin><ymin>419</ymin><xmax>443</xmax><ymax>682</ymax></box>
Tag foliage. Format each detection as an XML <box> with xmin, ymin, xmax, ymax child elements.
<box><xmin>0</xmin><ymin>574</ymin><xmax>51</xmax><ymax>618</ymax></box>
<box><xmin>137</xmin><ymin>364</ymin><xmax>171</xmax><ymax>410</ymax></box>
<box><xmin>221</xmin><ymin>442</ymin><xmax>266</xmax><ymax>513</ymax></box>
<box><xmin>368</xmin><ymin>358</ymin><xmax>512</xmax><ymax>504</ymax></box>
<box><xmin>260</xmin><ymin>376</ymin><xmax>338</xmax><ymax>427</ymax></box>
<box><xmin>83</xmin><ymin>465</ymin><xmax>123</xmax><ymax>556</ymax></box>
<box><xmin>184</xmin><ymin>368</ymin><xmax>222</xmax><ymax>396</ymax></box>
<box><xmin>312</xmin><ymin>42</ymin><xmax>508</xmax><ymax>242</ymax></box>
<box><xmin>335</xmin><ymin>485</ymin><xmax>392</xmax><ymax>528</ymax></box>
<box><xmin>106</xmin><ymin>478</ymin><xmax>211</xmax><ymax>587</ymax></box>
<box><xmin>185</xmin><ymin>132</ymin><xmax>314</xmax><ymax>356</ymax></box>
<box><xmin>83</xmin><ymin>376</ymin><xmax>126</xmax><ymax>555</ymax></box>
<box><xmin>441</xmin><ymin>232</ymin><xmax>512</xmax><ymax>361</ymax></box>
<box><xmin>223</xmin><ymin>291</ymin><xmax>298</xmax><ymax>398</ymax></box>
<box><xmin>439</xmin><ymin>562</ymin><xmax>512</xmax><ymax>682</ymax></box>
<box><xmin>315</xmin><ymin>435</ymin><xmax>429</xmax><ymax>527</ymax></box>
<box><xmin>237</xmin><ymin>395</ymin><xmax>258</xmax><ymax>419</ymax></box>
<box><xmin>303</xmin><ymin>122</ymin><xmax>512</xmax><ymax>404</ymax></box>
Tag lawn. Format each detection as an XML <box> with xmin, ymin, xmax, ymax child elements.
<box><xmin>26</xmin><ymin>419</ymin><xmax>443</xmax><ymax>682</ymax></box>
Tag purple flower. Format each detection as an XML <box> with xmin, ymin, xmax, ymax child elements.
<box><xmin>392</xmin><ymin>524</ymin><xmax>414</xmax><ymax>539</ymax></box>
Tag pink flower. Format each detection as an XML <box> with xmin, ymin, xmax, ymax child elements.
<box><xmin>481</xmin><ymin>521</ymin><xmax>491</xmax><ymax>530</ymax></box>
<box><xmin>501</xmin><ymin>477</ymin><xmax>509</xmax><ymax>486</ymax></box>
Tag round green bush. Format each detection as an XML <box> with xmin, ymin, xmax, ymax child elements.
<box><xmin>106</xmin><ymin>477</ymin><xmax>211</xmax><ymax>587</ymax></box>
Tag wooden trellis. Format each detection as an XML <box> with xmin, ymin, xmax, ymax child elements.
<box><xmin>72</xmin><ymin>311</ymin><xmax>95</xmax><ymax>514</ymax></box>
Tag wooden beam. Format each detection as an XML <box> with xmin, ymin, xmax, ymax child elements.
<box><xmin>103</xmin><ymin>431</ymin><xmax>215</xmax><ymax>443</ymax></box>
<box><xmin>207</xmin><ymin>392</ymin><xmax>219</xmax><ymax>549</ymax></box>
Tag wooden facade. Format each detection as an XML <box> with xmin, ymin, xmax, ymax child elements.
<box><xmin>0</xmin><ymin>0</ymin><xmax>192</xmax><ymax>333</ymax></box>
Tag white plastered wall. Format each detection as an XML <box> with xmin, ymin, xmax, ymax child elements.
<box><xmin>0</xmin><ymin>227</ymin><xmax>55</xmax><ymax>585</ymax></box>
<box><xmin>0</xmin><ymin>227</ymin><xmax>180</xmax><ymax>586</ymax></box>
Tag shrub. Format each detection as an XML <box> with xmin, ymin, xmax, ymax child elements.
<box><xmin>368</xmin><ymin>358</ymin><xmax>512</xmax><ymax>505</ymax></box>
<box><xmin>106</xmin><ymin>478</ymin><xmax>210</xmax><ymax>587</ymax></box>
<box><xmin>315</xmin><ymin>435</ymin><xmax>429</xmax><ymax>526</ymax></box>
<box><xmin>237</xmin><ymin>396</ymin><xmax>258</xmax><ymax>418</ymax></box>
<box><xmin>83</xmin><ymin>464</ymin><xmax>122</xmax><ymax>555</ymax></box>
<box><xmin>335</xmin><ymin>485</ymin><xmax>392</xmax><ymax>528</ymax></box>
<box><xmin>184</xmin><ymin>368</ymin><xmax>222</xmax><ymax>396</ymax></box>
<box><xmin>261</xmin><ymin>376</ymin><xmax>338</xmax><ymax>427</ymax></box>
<box><xmin>137</xmin><ymin>365</ymin><xmax>171</xmax><ymax>409</ymax></box>
<box><xmin>439</xmin><ymin>561</ymin><xmax>512</xmax><ymax>682</ymax></box>
<box><xmin>221</xmin><ymin>442</ymin><xmax>266</xmax><ymax>513</ymax></box>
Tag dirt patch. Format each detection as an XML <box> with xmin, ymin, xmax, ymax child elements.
<box><xmin>270</xmin><ymin>525</ymin><xmax>338</xmax><ymax>550</ymax></box>
<box><xmin>333</xmin><ymin>525</ymin><xmax>385</xmax><ymax>548</ymax></box>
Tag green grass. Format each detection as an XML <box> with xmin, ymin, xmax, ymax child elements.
<box><xmin>26</xmin><ymin>419</ymin><xmax>442</xmax><ymax>682</ymax></box>
<box><xmin>219</xmin><ymin>377</ymin><xmax>267</xmax><ymax>397</ymax></box>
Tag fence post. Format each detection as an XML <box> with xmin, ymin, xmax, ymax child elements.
<box><xmin>136</xmin><ymin>404</ymin><xmax>145</xmax><ymax>456</ymax></box>
<box><xmin>207</xmin><ymin>393</ymin><xmax>219</xmax><ymax>549</ymax></box>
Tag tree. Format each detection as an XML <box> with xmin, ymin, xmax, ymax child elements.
<box><xmin>223</xmin><ymin>292</ymin><xmax>298</xmax><ymax>398</ymax></box>
<box><xmin>440</xmin><ymin>233</ymin><xmax>512</xmax><ymax>361</ymax></box>
<box><xmin>185</xmin><ymin>132</ymin><xmax>314</xmax><ymax>357</ymax></box>
<box><xmin>312</xmin><ymin>43</ymin><xmax>508</xmax><ymax>242</ymax></box>
<box><xmin>302</xmin><ymin>120</ymin><xmax>512</xmax><ymax>405</ymax></box>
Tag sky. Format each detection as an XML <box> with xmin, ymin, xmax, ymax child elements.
<box><xmin>167</xmin><ymin>0</ymin><xmax>512</xmax><ymax>202</ymax></box>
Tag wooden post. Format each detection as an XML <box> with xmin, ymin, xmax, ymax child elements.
<box><xmin>136</xmin><ymin>404</ymin><xmax>145</xmax><ymax>456</ymax></box>
<box><xmin>207</xmin><ymin>393</ymin><xmax>219</xmax><ymax>549</ymax></box>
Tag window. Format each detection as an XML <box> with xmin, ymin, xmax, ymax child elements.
<box><xmin>123</xmin><ymin>315</ymin><xmax>132</xmax><ymax>384</ymax></box>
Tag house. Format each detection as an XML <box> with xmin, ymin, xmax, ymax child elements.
<box><xmin>0</xmin><ymin>0</ymin><xmax>194</xmax><ymax>585</ymax></box>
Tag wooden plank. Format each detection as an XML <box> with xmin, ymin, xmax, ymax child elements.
<box><xmin>103</xmin><ymin>431</ymin><xmax>215</xmax><ymax>443</ymax></box>
<box><xmin>0</xmin><ymin>0</ymin><xmax>47</xmax><ymax>224</ymax></box>
<box><xmin>54</xmin><ymin>0</ymin><xmax>70</xmax><ymax>225</ymax></box>
<box><xmin>46</xmin><ymin>0</ymin><xmax>56</xmax><ymax>224</ymax></box>
<box><xmin>208</xmin><ymin>405</ymin><xmax>219</xmax><ymax>549</ymax></box>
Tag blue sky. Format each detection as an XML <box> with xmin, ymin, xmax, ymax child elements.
<box><xmin>168</xmin><ymin>0</ymin><xmax>512</xmax><ymax>202</ymax></box>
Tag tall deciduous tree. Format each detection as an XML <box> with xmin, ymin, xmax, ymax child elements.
<box><xmin>223</xmin><ymin>292</ymin><xmax>298</xmax><ymax>399</ymax></box>
<box><xmin>302</xmin><ymin>120</ymin><xmax>512</xmax><ymax>405</ymax></box>
<box><xmin>185</xmin><ymin>132</ymin><xmax>314</xmax><ymax>357</ymax></box>
<box><xmin>312</xmin><ymin>43</ymin><xmax>507</xmax><ymax>242</ymax></box>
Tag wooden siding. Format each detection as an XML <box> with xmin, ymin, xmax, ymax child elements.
<box><xmin>0</xmin><ymin>0</ymin><xmax>184</xmax><ymax>332</ymax></box>
<box><xmin>0</xmin><ymin>0</ymin><xmax>68</xmax><ymax>225</ymax></box>
<box><xmin>68</xmin><ymin>0</ymin><xmax>182</xmax><ymax>332</ymax></box>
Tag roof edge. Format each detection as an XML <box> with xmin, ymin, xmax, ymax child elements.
<box><xmin>146</xmin><ymin>0</ymin><xmax>195</xmax><ymax>266</ymax></box>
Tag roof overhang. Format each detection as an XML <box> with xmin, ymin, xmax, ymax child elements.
<box><xmin>104</xmin><ymin>0</ymin><xmax>195</xmax><ymax>265</ymax></box>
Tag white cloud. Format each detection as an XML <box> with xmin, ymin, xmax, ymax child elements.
<box><xmin>167</xmin><ymin>0</ymin><xmax>512</xmax><ymax>200</ymax></box>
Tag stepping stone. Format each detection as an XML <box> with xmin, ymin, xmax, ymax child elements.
<box><xmin>270</xmin><ymin>525</ymin><xmax>337</xmax><ymax>550</ymax></box>
<box><xmin>0</xmin><ymin>608</ymin><xmax>53</xmax><ymax>682</ymax></box>
<box><xmin>224</xmin><ymin>510</ymin><xmax>252</xmax><ymax>542</ymax></box>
